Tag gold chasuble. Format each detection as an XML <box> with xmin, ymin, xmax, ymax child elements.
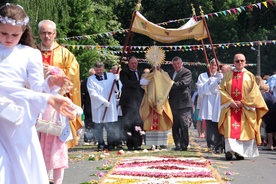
<box><xmin>37</xmin><ymin>42</ymin><xmax>82</xmax><ymax>148</ymax></box>
<box><xmin>218</xmin><ymin>69</ymin><xmax>268</xmax><ymax>145</ymax></box>
<box><xmin>139</xmin><ymin>69</ymin><xmax>173</xmax><ymax>131</ymax></box>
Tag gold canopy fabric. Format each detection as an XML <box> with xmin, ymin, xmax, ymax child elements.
<box><xmin>131</xmin><ymin>11</ymin><xmax>208</xmax><ymax>43</ymax></box>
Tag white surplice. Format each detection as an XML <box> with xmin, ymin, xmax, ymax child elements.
<box><xmin>87</xmin><ymin>72</ymin><xmax>121</xmax><ymax>123</ymax></box>
<box><xmin>0</xmin><ymin>44</ymin><xmax>50</xmax><ymax>184</ymax></box>
<box><xmin>196</xmin><ymin>72</ymin><xmax>221</xmax><ymax>122</ymax></box>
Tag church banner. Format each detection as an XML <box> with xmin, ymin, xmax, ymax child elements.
<box><xmin>131</xmin><ymin>11</ymin><xmax>208</xmax><ymax>43</ymax></box>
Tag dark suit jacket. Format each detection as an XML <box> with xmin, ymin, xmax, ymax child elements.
<box><xmin>169</xmin><ymin>67</ymin><xmax>193</xmax><ymax>110</ymax></box>
<box><xmin>119</xmin><ymin>67</ymin><xmax>144</xmax><ymax>109</ymax></box>
<box><xmin>81</xmin><ymin>78</ymin><xmax>92</xmax><ymax>118</ymax></box>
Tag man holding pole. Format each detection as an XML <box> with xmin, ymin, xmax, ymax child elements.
<box><xmin>87</xmin><ymin>62</ymin><xmax>121</xmax><ymax>151</ymax></box>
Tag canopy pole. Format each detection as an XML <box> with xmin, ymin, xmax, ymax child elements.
<box><xmin>102</xmin><ymin>2</ymin><xmax>140</xmax><ymax>122</ymax></box>
<box><xmin>191</xmin><ymin>4</ymin><xmax>211</xmax><ymax>77</ymax></box>
<box><xmin>199</xmin><ymin>5</ymin><xmax>220</xmax><ymax>72</ymax></box>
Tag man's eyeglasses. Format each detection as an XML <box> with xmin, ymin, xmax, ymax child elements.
<box><xmin>235</xmin><ymin>59</ymin><xmax>245</xmax><ymax>63</ymax></box>
<box><xmin>40</xmin><ymin>32</ymin><xmax>55</xmax><ymax>36</ymax></box>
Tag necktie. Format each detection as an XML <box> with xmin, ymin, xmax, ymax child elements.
<box><xmin>134</xmin><ymin>71</ymin><xmax>139</xmax><ymax>81</ymax></box>
<box><xmin>173</xmin><ymin>71</ymin><xmax>178</xmax><ymax>80</ymax></box>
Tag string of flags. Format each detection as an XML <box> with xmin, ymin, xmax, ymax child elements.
<box><xmin>134</xmin><ymin>58</ymin><xmax>256</xmax><ymax>67</ymax></box>
<box><xmin>61</xmin><ymin>40</ymin><xmax>274</xmax><ymax>54</ymax></box>
<box><xmin>56</xmin><ymin>0</ymin><xmax>275</xmax><ymax>41</ymax></box>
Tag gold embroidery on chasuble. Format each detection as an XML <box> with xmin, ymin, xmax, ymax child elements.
<box><xmin>232</xmin><ymin>121</ymin><xmax>241</xmax><ymax>130</ymax></box>
<box><xmin>234</xmin><ymin>73</ymin><xmax>242</xmax><ymax>80</ymax></box>
<box><xmin>151</xmin><ymin>110</ymin><xmax>160</xmax><ymax>130</ymax></box>
<box><xmin>232</xmin><ymin>88</ymin><xmax>241</xmax><ymax>98</ymax></box>
<box><xmin>230</xmin><ymin>72</ymin><xmax>244</xmax><ymax>139</ymax></box>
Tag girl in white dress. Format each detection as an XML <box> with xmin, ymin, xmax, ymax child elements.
<box><xmin>0</xmin><ymin>3</ymin><xmax>75</xmax><ymax>184</ymax></box>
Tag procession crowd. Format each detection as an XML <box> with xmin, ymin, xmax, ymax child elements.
<box><xmin>0</xmin><ymin>3</ymin><xmax>275</xmax><ymax>184</ymax></box>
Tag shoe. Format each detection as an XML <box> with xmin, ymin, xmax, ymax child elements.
<box><xmin>98</xmin><ymin>145</ymin><xmax>105</xmax><ymax>151</ymax></box>
<box><xmin>214</xmin><ymin>146</ymin><xmax>224</xmax><ymax>154</ymax></box>
<box><xmin>225</xmin><ymin>151</ymin><xmax>233</xmax><ymax>160</ymax></box>
<box><xmin>159</xmin><ymin>145</ymin><xmax>167</xmax><ymax>149</ymax></box>
<box><xmin>127</xmin><ymin>147</ymin><xmax>134</xmax><ymax>151</ymax></box>
<box><xmin>199</xmin><ymin>134</ymin><xmax>205</xmax><ymax>138</ymax></box>
<box><xmin>181</xmin><ymin>147</ymin><xmax>188</xmax><ymax>151</ymax></box>
<box><xmin>117</xmin><ymin>145</ymin><xmax>124</xmax><ymax>149</ymax></box>
<box><xmin>82</xmin><ymin>142</ymin><xmax>91</xmax><ymax>146</ymax></box>
<box><xmin>148</xmin><ymin>145</ymin><xmax>157</xmax><ymax>150</ymax></box>
<box><xmin>173</xmin><ymin>147</ymin><xmax>181</xmax><ymax>151</ymax></box>
<box><xmin>134</xmin><ymin>147</ymin><xmax>142</xmax><ymax>150</ymax></box>
<box><xmin>262</xmin><ymin>145</ymin><xmax>273</xmax><ymax>151</ymax></box>
<box><xmin>107</xmin><ymin>145</ymin><xmax>114</xmax><ymax>151</ymax></box>
<box><xmin>234</xmin><ymin>153</ymin><xmax>244</xmax><ymax>160</ymax></box>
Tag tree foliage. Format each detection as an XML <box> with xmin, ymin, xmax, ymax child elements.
<box><xmin>2</xmin><ymin>0</ymin><xmax>276</xmax><ymax>80</ymax></box>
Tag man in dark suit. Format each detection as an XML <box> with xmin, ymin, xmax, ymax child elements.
<box><xmin>81</xmin><ymin>68</ymin><xmax>95</xmax><ymax>143</ymax></box>
<box><xmin>169</xmin><ymin>56</ymin><xmax>193</xmax><ymax>151</ymax></box>
<box><xmin>119</xmin><ymin>56</ymin><xmax>147</xmax><ymax>150</ymax></box>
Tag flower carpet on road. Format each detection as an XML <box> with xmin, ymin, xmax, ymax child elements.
<box><xmin>100</xmin><ymin>156</ymin><xmax>221</xmax><ymax>184</ymax></box>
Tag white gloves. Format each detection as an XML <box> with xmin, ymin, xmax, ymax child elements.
<box><xmin>103</xmin><ymin>101</ymin><xmax>110</xmax><ymax>107</ymax></box>
<box><xmin>140</xmin><ymin>78</ymin><xmax>149</xmax><ymax>86</ymax></box>
<box><xmin>114</xmin><ymin>74</ymin><xmax>119</xmax><ymax>81</ymax></box>
<box><xmin>217</xmin><ymin>72</ymin><xmax>223</xmax><ymax>81</ymax></box>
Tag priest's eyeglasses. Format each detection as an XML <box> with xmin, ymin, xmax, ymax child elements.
<box><xmin>235</xmin><ymin>59</ymin><xmax>245</xmax><ymax>63</ymax></box>
<box><xmin>40</xmin><ymin>31</ymin><xmax>55</xmax><ymax>36</ymax></box>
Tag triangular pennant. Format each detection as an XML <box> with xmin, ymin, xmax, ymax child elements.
<box><xmin>262</xmin><ymin>1</ymin><xmax>268</xmax><ymax>8</ymax></box>
<box><xmin>268</xmin><ymin>0</ymin><xmax>274</xmax><ymax>6</ymax></box>
<box><xmin>257</xmin><ymin>3</ymin><xmax>262</xmax><ymax>9</ymax></box>
<box><xmin>247</xmin><ymin>5</ymin><xmax>253</xmax><ymax>11</ymax></box>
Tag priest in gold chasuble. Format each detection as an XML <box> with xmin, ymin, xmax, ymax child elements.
<box><xmin>139</xmin><ymin>46</ymin><xmax>174</xmax><ymax>148</ymax></box>
<box><xmin>139</xmin><ymin>68</ymin><xmax>174</xmax><ymax>148</ymax></box>
<box><xmin>219</xmin><ymin>53</ymin><xmax>268</xmax><ymax>159</ymax></box>
<box><xmin>37</xmin><ymin>20</ymin><xmax>82</xmax><ymax>149</ymax></box>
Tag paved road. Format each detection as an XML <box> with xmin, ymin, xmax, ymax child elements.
<box><xmin>197</xmin><ymin>137</ymin><xmax>276</xmax><ymax>184</ymax></box>
<box><xmin>64</xmin><ymin>128</ymin><xmax>276</xmax><ymax>184</ymax></box>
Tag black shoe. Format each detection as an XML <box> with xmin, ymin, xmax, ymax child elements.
<box><xmin>181</xmin><ymin>147</ymin><xmax>188</xmax><ymax>151</ymax></box>
<box><xmin>173</xmin><ymin>147</ymin><xmax>181</xmax><ymax>151</ymax></box>
<box><xmin>225</xmin><ymin>151</ymin><xmax>233</xmax><ymax>160</ymax></box>
<box><xmin>98</xmin><ymin>145</ymin><xmax>105</xmax><ymax>151</ymax></box>
<box><xmin>214</xmin><ymin>146</ymin><xmax>224</xmax><ymax>154</ymax></box>
<box><xmin>159</xmin><ymin>145</ymin><xmax>167</xmax><ymax>149</ymax></box>
<box><xmin>107</xmin><ymin>145</ymin><xmax>114</xmax><ymax>151</ymax></box>
<box><xmin>148</xmin><ymin>145</ymin><xmax>157</xmax><ymax>150</ymax></box>
<box><xmin>117</xmin><ymin>145</ymin><xmax>124</xmax><ymax>149</ymax></box>
<box><xmin>134</xmin><ymin>147</ymin><xmax>142</xmax><ymax>150</ymax></box>
<box><xmin>127</xmin><ymin>147</ymin><xmax>134</xmax><ymax>151</ymax></box>
<box><xmin>234</xmin><ymin>153</ymin><xmax>244</xmax><ymax>160</ymax></box>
